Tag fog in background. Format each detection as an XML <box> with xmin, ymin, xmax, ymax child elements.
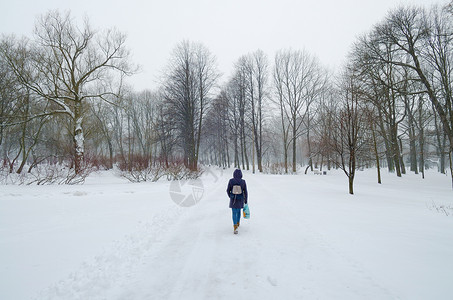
<box><xmin>0</xmin><ymin>0</ymin><xmax>445</xmax><ymax>90</ymax></box>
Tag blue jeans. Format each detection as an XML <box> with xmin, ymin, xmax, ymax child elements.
<box><xmin>232</xmin><ymin>208</ymin><xmax>241</xmax><ymax>225</ymax></box>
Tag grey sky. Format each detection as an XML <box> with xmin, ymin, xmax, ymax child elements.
<box><xmin>0</xmin><ymin>0</ymin><xmax>447</xmax><ymax>91</ymax></box>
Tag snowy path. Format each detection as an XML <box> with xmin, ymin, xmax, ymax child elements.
<box><xmin>2</xmin><ymin>169</ymin><xmax>453</xmax><ymax>299</ymax></box>
<box><xmin>36</xmin><ymin>174</ymin><xmax>415</xmax><ymax>299</ymax></box>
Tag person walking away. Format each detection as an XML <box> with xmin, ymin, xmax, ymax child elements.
<box><xmin>226</xmin><ymin>169</ymin><xmax>248</xmax><ymax>234</ymax></box>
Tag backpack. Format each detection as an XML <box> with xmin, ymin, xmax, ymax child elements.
<box><xmin>232</xmin><ymin>185</ymin><xmax>242</xmax><ymax>195</ymax></box>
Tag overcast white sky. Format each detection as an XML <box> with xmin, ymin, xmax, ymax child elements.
<box><xmin>0</xmin><ymin>0</ymin><xmax>447</xmax><ymax>91</ymax></box>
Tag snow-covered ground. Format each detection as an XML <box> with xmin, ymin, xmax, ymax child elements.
<box><xmin>1</xmin><ymin>168</ymin><xmax>453</xmax><ymax>300</ymax></box>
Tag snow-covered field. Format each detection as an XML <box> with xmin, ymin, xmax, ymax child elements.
<box><xmin>1</xmin><ymin>168</ymin><xmax>453</xmax><ymax>300</ymax></box>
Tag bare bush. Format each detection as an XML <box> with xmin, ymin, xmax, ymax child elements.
<box><xmin>116</xmin><ymin>158</ymin><xmax>204</xmax><ymax>183</ymax></box>
<box><xmin>165</xmin><ymin>163</ymin><xmax>203</xmax><ymax>181</ymax></box>
<box><xmin>0</xmin><ymin>160</ymin><xmax>94</xmax><ymax>185</ymax></box>
<box><xmin>117</xmin><ymin>165</ymin><xmax>165</xmax><ymax>183</ymax></box>
<box><xmin>262</xmin><ymin>163</ymin><xmax>289</xmax><ymax>175</ymax></box>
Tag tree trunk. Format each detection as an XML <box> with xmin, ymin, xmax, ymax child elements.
<box><xmin>371</xmin><ymin>122</ymin><xmax>381</xmax><ymax>184</ymax></box>
<box><xmin>408</xmin><ymin>123</ymin><xmax>418</xmax><ymax>174</ymax></box>
<box><xmin>378</xmin><ymin>115</ymin><xmax>394</xmax><ymax>172</ymax></box>
<box><xmin>433</xmin><ymin>104</ymin><xmax>446</xmax><ymax>174</ymax></box>
<box><xmin>390</xmin><ymin>125</ymin><xmax>401</xmax><ymax>177</ymax></box>
<box><xmin>244</xmin><ymin>132</ymin><xmax>249</xmax><ymax>170</ymax></box>
<box><xmin>292</xmin><ymin>116</ymin><xmax>297</xmax><ymax>173</ymax></box>
<box><xmin>226</xmin><ymin>138</ymin><xmax>230</xmax><ymax>168</ymax></box>
<box><xmin>17</xmin><ymin>112</ymin><xmax>28</xmax><ymax>174</ymax></box>
<box><xmin>349</xmin><ymin>147</ymin><xmax>356</xmax><ymax>195</ymax></box>
<box><xmin>240</xmin><ymin>129</ymin><xmax>245</xmax><ymax>170</ymax></box>
<box><xmin>108</xmin><ymin>139</ymin><xmax>114</xmax><ymax>169</ymax></box>
<box><xmin>234</xmin><ymin>133</ymin><xmax>239</xmax><ymax>168</ymax></box>
<box><xmin>307</xmin><ymin>114</ymin><xmax>313</xmax><ymax>172</ymax></box>
<box><xmin>74</xmin><ymin>100</ymin><xmax>84</xmax><ymax>174</ymax></box>
<box><xmin>399</xmin><ymin>138</ymin><xmax>406</xmax><ymax>175</ymax></box>
<box><xmin>448</xmin><ymin>148</ymin><xmax>453</xmax><ymax>188</ymax></box>
<box><xmin>348</xmin><ymin>175</ymin><xmax>354</xmax><ymax>195</ymax></box>
<box><xmin>284</xmin><ymin>145</ymin><xmax>288</xmax><ymax>174</ymax></box>
<box><xmin>418</xmin><ymin>98</ymin><xmax>425</xmax><ymax>179</ymax></box>
<box><xmin>440</xmin><ymin>133</ymin><xmax>446</xmax><ymax>174</ymax></box>
<box><xmin>252</xmin><ymin>134</ymin><xmax>255</xmax><ymax>174</ymax></box>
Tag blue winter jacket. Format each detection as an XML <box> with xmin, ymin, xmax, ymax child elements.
<box><xmin>226</xmin><ymin>169</ymin><xmax>248</xmax><ymax>209</ymax></box>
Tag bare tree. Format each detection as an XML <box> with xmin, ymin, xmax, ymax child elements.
<box><xmin>0</xmin><ymin>10</ymin><xmax>134</xmax><ymax>174</ymax></box>
<box><xmin>225</xmin><ymin>74</ymin><xmax>244</xmax><ymax>169</ymax></box>
<box><xmin>273</xmin><ymin>49</ymin><xmax>326</xmax><ymax>173</ymax></box>
<box><xmin>0</xmin><ymin>45</ymin><xmax>18</xmax><ymax>147</ymax></box>
<box><xmin>314</xmin><ymin>85</ymin><xmax>337</xmax><ymax>172</ymax></box>
<box><xmin>353</xmin><ymin>36</ymin><xmax>411</xmax><ymax>177</ymax></box>
<box><xmin>202</xmin><ymin>90</ymin><xmax>231</xmax><ymax>168</ymax></box>
<box><xmin>364</xmin><ymin>5</ymin><xmax>453</xmax><ymax>186</ymax></box>
<box><xmin>237</xmin><ymin>50</ymin><xmax>269</xmax><ymax>172</ymax></box>
<box><xmin>162</xmin><ymin>40</ymin><xmax>219</xmax><ymax>171</ymax></box>
<box><xmin>154</xmin><ymin>91</ymin><xmax>177</xmax><ymax>168</ymax></box>
<box><xmin>0</xmin><ymin>37</ymin><xmax>51</xmax><ymax>173</ymax></box>
<box><xmin>90</xmin><ymin>100</ymin><xmax>116</xmax><ymax>169</ymax></box>
<box><xmin>329</xmin><ymin>66</ymin><xmax>368</xmax><ymax>194</ymax></box>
